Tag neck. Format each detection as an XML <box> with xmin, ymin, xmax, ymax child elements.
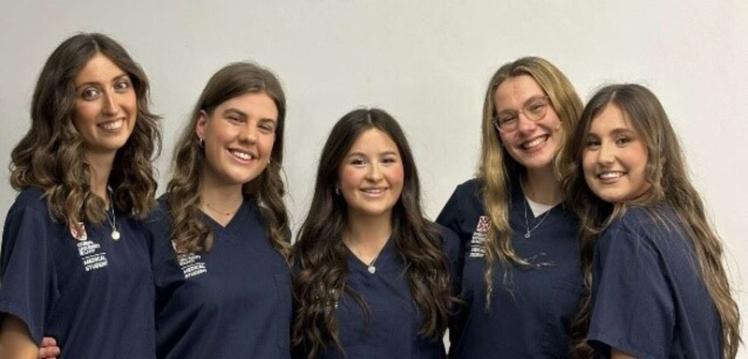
<box><xmin>344</xmin><ymin>212</ymin><xmax>392</xmax><ymax>261</ymax></box>
<box><xmin>199</xmin><ymin>171</ymin><xmax>244</xmax><ymax>224</ymax></box>
<box><xmin>85</xmin><ymin>151</ymin><xmax>115</xmax><ymax>204</ymax></box>
<box><xmin>523</xmin><ymin>165</ymin><xmax>562</xmax><ymax>205</ymax></box>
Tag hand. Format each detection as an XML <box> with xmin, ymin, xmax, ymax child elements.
<box><xmin>37</xmin><ymin>337</ymin><xmax>60</xmax><ymax>359</ymax></box>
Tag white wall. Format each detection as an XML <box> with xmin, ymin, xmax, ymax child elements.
<box><xmin>1</xmin><ymin>0</ymin><xmax>747</xmax><ymax>355</ymax></box>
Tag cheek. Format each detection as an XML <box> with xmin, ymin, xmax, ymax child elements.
<box><xmin>73</xmin><ymin>102</ymin><xmax>98</xmax><ymax>129</ymax></box>
<box><xmin>338</xmin><ymin>167</ymin><xmax>361</xmax><ymax>190</ymax></box>
<box><xmin>388</xmin><ymin>165</ymin><xmax>405</xmax><ymax>192</ymax></box>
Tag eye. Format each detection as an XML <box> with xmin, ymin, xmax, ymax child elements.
<box><xmin>113</xmin><ymin>78</ymin><xmax>132</xmax><ymax>92</ymax></box>
<box><xmin>258</xmin><ymin>121</ymin><xmax>276</xmax><ymax>134</ymax></box>
<box><xmin>498</xmin><ymin>115</ymin><xmax>517</xmax><ymax>126</ymax></box>
<box><xmin>81</xmin><ymin>87</ymin><xmax>101</xmax><ymax>100</ymax></box>
<box><xmin>349</xmin><ymin>158</ymin><xmax>367</xmax><ymax>166</ymax></box>
<box><xmin>226</xmin><ymin>115</ymin><xmax>245</xmax><ymax>124</ymax></box>
<box><xmin>585</xmin><ymin>137</ymin><xmax>601</xmax><ymax>149</ymax></box>
<box><xmin>381</xmin><ymin>155</ymin><xmax>399</xmax><ymax>165</ymax></box>
<box><xmin>615</xmin><ymin>136</ymin><xmax>632</xmax><ymax>146</ymax></box>
<box><xmin>528</xmin><ymin>102</ymin><xmax>547</xmax><ymax>115</ymax></box>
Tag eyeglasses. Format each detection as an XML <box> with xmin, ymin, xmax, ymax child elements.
<box><xmin>492</xmin><ymin>95</ymin><xmax>551</xmax><ymax>133</ymax></box>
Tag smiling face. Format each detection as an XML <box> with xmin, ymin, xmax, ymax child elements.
<box><xmin>494</xmin><ymin>74</ymin><xmax>563</xmax><ymax>171</ymax></box>
<box><xmin>73</xmin><ymin>53</ymin><xmax>137</xmax><ymax>157</ymax></box>
<box><xmin>582</xmin><ymin>103</ymin><xmax>651</xmax><ymax>203</ymax></box>
<box><xmin>338</xmin><ymin>128</ymin><xmax>405</xmax><ymax>220</ymax></box>
<box><xmin>196</xmin><ymin>91</ymin><xmax>278</xmax><ymax>188</ymax></box>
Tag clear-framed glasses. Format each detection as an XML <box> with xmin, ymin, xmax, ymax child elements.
<box><xmin>492</xmin><ymin>95</ymin><xmax>551</xmax><ymax>133</ymax></box>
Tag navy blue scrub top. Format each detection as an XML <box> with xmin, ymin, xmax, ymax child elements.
<box><xmin>587</xmin><ymin>206</ymin><xmax>722</xmax><ymax>358</ymax></box>
<box><xmin>148</xmin><ymin>197</ymin><xmax>292</xmax><ymax>359</ymax></box>
<box><xmin>437</xmin><ymin>178</ymin><xmax>583</xmax><ymax>358</ymax></box>
<box><xmin>0</xmin><ymin>187</ymin><xmax>156</xmax><ymax>358</ymax></box>
<box><xmin>318</xmin><ymin>225</ymin><xmax>462</xmax><ymax>359</ymax></box>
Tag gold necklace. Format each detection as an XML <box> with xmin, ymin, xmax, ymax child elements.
<box><xmin>204</xmin><ymin>202</ymin><xmax>236</xmax><ymax>217</ymax></box>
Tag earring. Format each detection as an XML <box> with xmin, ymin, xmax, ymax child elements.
<box><xmin>198</xmin><ymin>137</ymin><xmax>204</xmax><ymax>147</ymax></box>
<box><xmin>335</xmin><ymin>186</ymin><xmax>340</xmax><ymax>195</ymax></box>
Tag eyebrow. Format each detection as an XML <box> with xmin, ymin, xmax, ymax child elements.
<box><xmin>223</xmin><ymin>108</ymin><xmax>277</xmax><ymax>123</ymax></box>
<box><xmin>588</xmin><ymin>127</ymin><xmax>637</xmax><ymax>136</ymax></box>
<box><xmin>346</xmin><ymin>150</ymin><xmax>399</xmax><ymax>158</ymax></box>
<box><xmin>75</xmin><ymin>73</ymin><xmax>130</xmax><ymax>91</ymax></box>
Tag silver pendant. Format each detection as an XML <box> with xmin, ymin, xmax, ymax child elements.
<box><xmin>111</xmin><ymin>230</ymin><xmax>121</xmax><ymax>241</ymax></box>
<box><xmin>524</xmin><ymin>232</ymin><xmax>531</xmax><ymax>239</ymax></box>
<box><xmin>368</xmin><ymin>265</ymin><xmax>376</xmax><ymax>274</ymax></box>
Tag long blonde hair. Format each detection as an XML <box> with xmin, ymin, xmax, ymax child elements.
<box><xmin>477</xmin><ymin>57</ymin><xmax>582</xmax><ymax>303</ymax></box>
<box><xmin>167</xmin><ymin>62</ymin><xmax>291</xmax><ymax>261</ymax></box>
<box><xmin>561</xmin><ymin>84</ymin><xmax>740</xmax><ymax>358</ymax></box>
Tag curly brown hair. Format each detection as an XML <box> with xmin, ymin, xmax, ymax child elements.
<box><xmin>10</xmin><ymin>32</ymin><xmax>161</xmax><ymax>226</ymax></box>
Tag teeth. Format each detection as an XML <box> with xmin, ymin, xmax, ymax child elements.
<box><xmin>599</xmin><ymin>171</ymin><xmax>623</xmax><ymax>179</ymax></box>
<box><xmin>522</xmin><ymin>135</ymin><xmax>548</xmax><ymax>150</ymax></box>
<box><xmin>230</xmin><ymin>150</ymin><xmax>253</xmax><ymax>161</ymax></box>
<box><xmin>362</xmin><ymin>188</ymin><xmax>385</xmax><ymax>193</ymax></box>
<box><xmin>99</xmin><ymin>119</ymin><xmax>123</xmax><ymax>131</ymax></box>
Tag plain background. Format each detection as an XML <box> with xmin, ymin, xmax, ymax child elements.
<box><xmin>1</xmin><ymin>0</ymin><xmax>747</xmax><ymax>355</ymax></box>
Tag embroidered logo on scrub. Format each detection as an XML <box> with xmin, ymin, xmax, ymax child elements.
<box><xmin>77</xmin><ymin>240</ymin><xmax>109</xmax><ymax>272</ymax></box>
<box><xmin>469</xmin><ymin>216</ymin><xmax>490</xmax><ymax>258</ymax></box>
<box><xmin>172</xmin><ymin>242</ymin><xmax>208</xmax><ymax>279</ymax></box>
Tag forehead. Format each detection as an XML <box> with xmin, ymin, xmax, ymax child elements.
<box><xmin>493</xmin><ymin>74</ymin><xmax>545</xmax><ymax>110</ymax></box>
<box><xmin>214</xmin><ymin>92</ymin><xmax>278</xmax><ymax>119</ymax></box>
<box><xmin>589</xmin><ymin>103</ymin><xmax>634</xmax><ymax>133</ymax></box>
<box><xmin>347</xmin><ymin>128</ymin><xmax>400</xmax><ymax>154</ymax></box>
<box><xmin>74</xmin><ymin>53</ymin><xmax>127</xmax><ymax>85</ymax></box>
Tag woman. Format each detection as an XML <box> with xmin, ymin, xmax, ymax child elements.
<box><xmin>0</xmin><ymin>33</ymin><xmax>160</xmax><ymax>358</ymax></box>
<box><xmin>437</xmin><ymin>57</ymin><xmax>587</xmax><ymax>357</ymax></box>
<box><xmin>147</xmin><ymin>62</ymin><xmax>293</xmax><ymax>358</ymax></box>
<box><xmin>561</xmin><ymin>84</ymin><xmax>740</xmax><ymax>358</ymax></box>
<box><xmin>293</xmin><ymin>108</ymin><xmax>461</xmax><ymax>358</ymax></box>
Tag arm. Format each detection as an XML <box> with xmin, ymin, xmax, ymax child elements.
<box><xmin>0</xmin><ymin>314</ymin><xmax>38</xmax><ymax>359</ymax></box>
<box><xmin>611</xmin><ymin>348</ymin><xmax>636</xmax><ymax>359</ymax></box>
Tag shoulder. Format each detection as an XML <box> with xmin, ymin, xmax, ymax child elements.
<box><xmin>600</xmin><ymin>205</ymin><xmax>683</xmax><ymax>254</ymax></box>
<box><xmin>142</xmin><ymin>195</ymin><xmax>173</xmax><ymax>239</ymax></box>
<box><xmin>454</xmin><ymin>178</ymin><xmax>482</xmax><ymax>198</ymax></box>
<box><xmin>9</xmin><ymin>187</ymin><xmax>50</xmax><ymax>215</ymax></box>
<box><xmin>433</xmin><ymin>223</ymin><xmax>461</xmax><ymax>259</ymax></box>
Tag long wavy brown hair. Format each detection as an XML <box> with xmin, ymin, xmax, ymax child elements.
<box><xmin>10</xmin><ymin>32</ymin><xmax>161</xmax><ymax>225</ymax></box>
<box><xmin>477</xmin><ymin>57</ymin><xmax>583</xmax><ymax>303</ymax></box>
<box><xmin>292</xmin><ymin>109</ymin><xmax>454</xmax><ymax>357</ymax></box>
<box><xmin>166</xmin><ymin>62</ymin><xmax>291</xmax><ymax>260</ymax></box>
<box><xmin>561</xmin><ymin>83</ymin><xmax>741</xmax><ymax>358</ymax></box>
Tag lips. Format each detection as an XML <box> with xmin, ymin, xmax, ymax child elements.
<box><xmin>520</xmin><ymin>134</ymin><xmax>549</xmax><ymax>151</ymax></box>
<box><xmin>596</xmin><ymin>170</ymin><xmax>625</xmax><ymax>183</ymax></box>
<box><xmin>360</xmin><ymin>187</ymin><xmax>388</xmax><ymax>197</ymax></box>
<box><xmin>98</xmin><ymin>119</ymin><xmax>124</xmax><ymax>132</ymax></box>
<box><xmin>228</xmin><ymin>148</ymin><xmax>257</xmax><ymax>162</ymax></box>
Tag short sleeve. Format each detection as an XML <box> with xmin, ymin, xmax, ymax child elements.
<box><xmin>586</xmin><ymin>223</ymin><xmax>674</xmax><ymax>359</ymax></box>
<box><xmin>0</xmin><ymin>205</ymin><xmax>58</xmax><ymax>345</ymax></box>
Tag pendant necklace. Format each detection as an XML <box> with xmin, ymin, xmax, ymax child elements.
<box><xmin>522</xmin><ymin>198</ymin><xmax>552</xmax><ymax>239</ymax></box>
<box><xmin>106</xmin><ymin>187</ymin><xmax>121</xmax><ymax>241</ymax></box>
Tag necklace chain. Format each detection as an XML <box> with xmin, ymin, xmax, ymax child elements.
<box><xmin>522</xmin><ymin>198</ymin><xmax>552</xmax><ymax>239</ymax></box>
<box><xmin>106</xmin><ymin>187</ymin><xmax>121</xmax><ymax>241</ymax></box>
<box><xmin>204</xmin><ymin>202</ymin><xmax>237</xmax><ymax>217</ymax></box>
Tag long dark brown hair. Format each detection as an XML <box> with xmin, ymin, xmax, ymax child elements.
<box><xmin>561</xmin><ymin>83</ymin><xmax>740</xmax><ymax>358</ymax></box>
<box><xmin>292</xmin><ymin>108</ymin><xmax>454</xmax><ymax>357</ymax></box>
<box><xmin>166</xmin><ymin>62</ymin><xmax>291</xmax><ymax>260</ymax></box>
<box><xmin>10</xmin><ymin>32</ymin><xmax>161</xmax><ymax>225</ymax></box>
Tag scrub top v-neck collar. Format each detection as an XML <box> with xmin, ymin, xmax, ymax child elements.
<box><xmin>346</xmin><ymin>236</ymin><xmax>397</xmax><ymax>275</ymax></box>
<box><xmin>199</xmin><ymin>200</ymin><xmax>251</xmax><ymax>239</ymax></box>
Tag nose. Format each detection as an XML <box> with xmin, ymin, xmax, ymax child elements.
<box><xmin>516</xmin><ymin>112</ymin><xmax>537</xmax><ymax>134</ymax></box>
<box><xmin>365</xmin><ymin>162</ymin><xmax>384</xmax><ymax>181</ymax></box>
<box><xmin>102</xmin><ymin>91</ymin><xmax>119</xmax><ymax>116</ymax></box>
<box><xmin>597</xmin><ymin>141</ymin><xmax>615</xmax><ymax>165</ymax></box>
<box><xmin>239</xmin><ymin>122</ymin><xmax>258</xmax><ymax>144</ymax></box>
